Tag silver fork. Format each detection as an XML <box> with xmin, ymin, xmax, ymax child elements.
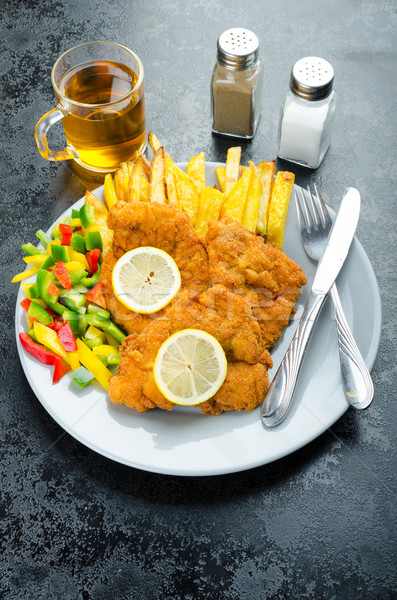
<box><xmin>295</xmin><ymin>185</ymin><xmax>373</xmax><ymax>410</ymax></box>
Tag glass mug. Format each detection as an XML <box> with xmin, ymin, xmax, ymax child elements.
<box><xmin>35</xmin><ymin>41</ymin><xmax>147</xmax><ymax>173</ymax></box>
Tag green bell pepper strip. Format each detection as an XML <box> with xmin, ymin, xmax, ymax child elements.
<box><xmin>63</xmin><ymin>311</ymin><xmax>87</xmax><ymax>337</ymax></box>
<box><xmin>51</xmin><ymin>244</ymin><xmax>69</xmax><ymax>263</ymax></box>
<box><xmin>107</xmin><ymin>353</ymin><xmax>121</xmax><ymax>366</ymax></box>
<box><xmin>60</xmin><ymin>291</ymin><xmax>86</xmax><ymax>314</ymax></box>
<box><xmin>87</xmin><ymin>303</ymin><xmax>110</xmax><ymax>320</ymax></box>
<box><xmin>79</xmin><ymin>204</ymin><xmax>96</xmax><ymax>228</ymax></box>
<box><xmin>40</xmin><ymin>255</ymin><xmax>55</xmax><ymax>270</ymax></box>
<box><xmin>28</xmin><ymin>300</ymin><xmax>54</xmax><ymax>325</ymax></box>
<box><xmin>21</xmin><ymin>243</ymin><xmax>45</xmax><ymax>256</ymax></box>
<box><xmin>28</xmin><ymin>283</ymin><xmax>40</xmax><ymax>298</ymax></box>
<box><xmin>83</xmin><ymin>336</ymin><xmax>104</xmax><ymax>349</ymax></box>
<box><xmin>35</xmin><ymin>229</ymin><xmax>52</xmax><ymax>246</ymax></box>
<box><xmin>84</xmin><ymin>230</ymin><xmax>103</xmax><ymax>251</ymax></box>
<box><xmin>68</xmin><ymin>269</ymin><xmax>88</xmax><ymax>285</ymax></box>
<box><xmin>70</xmin><ymin>366</ymin><xmax>96</xmax><ymax>388</ymax></box>
<box><xmin>71</xmin><ymin>208</ymin><xmax>80</xmax><ymax>219</ymax></box>
<box><xmin>80</xmin><ymin>268</ymin><xmax>101</xmax><ymax>289</ymax></box>
<box><xmin>36</xmin><ymin>269</ymin><xmax>66</xmax><ymax>315</ymax></box>
<box><xmin>70</xmin><ymin>233</ymin><xmax>86</xmax><ymax>253</ymax></box>
<box><xmin>85</xmin><ymin>313</ymin><xmax>126</xmax><ymax>344</ymax></box>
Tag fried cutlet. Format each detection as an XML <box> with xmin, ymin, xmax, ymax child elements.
<box><xmin>204</xmin><ymin>217</ymin><xmax>307</xmax><ymax>350</ymax></box>
<box><xmin>108</xmin><ymin>285</ymin><xmax>272</xmax><ymax>414</ymax></box>
<box><xmin>100</xmin><ymin>201</ymin><xmax>209</xmax><ymax>335</ymax></box>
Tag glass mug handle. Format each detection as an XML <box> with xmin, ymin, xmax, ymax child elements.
<box><xmin>34</xmin><ymin>106</ymin><xmax>79</xmax><ymax>161</ymax></box>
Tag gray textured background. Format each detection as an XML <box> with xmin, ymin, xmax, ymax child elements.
<box><xmin>1</xmin><ymin>0</ymin><xmax>396</xmax><ymax>598</ymax></box>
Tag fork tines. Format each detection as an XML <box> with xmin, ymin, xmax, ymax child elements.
<box><xmin>295</xmin><ymin>184</ymin><xmax>331</xmax><ymax>231</ymax></box>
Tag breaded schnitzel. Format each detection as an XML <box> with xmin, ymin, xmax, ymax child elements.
<box><xmin>108</xmin><ymin>285</ymin><xmax>272</xmax><ymax>414</ymax></box>
<box><xmin>100</xmin><ymin>201</ymin><xmax>209</xmax><ymax>335</ymax></box>
<box><xmin>204</xmin><ymin>217</ymin><xmax>307</xmax><ymax>350</ymax></box>
<box><xmin>102</xmin><ymin>201</ymin><xmax>306</xmax><ymax>414</ymax></box>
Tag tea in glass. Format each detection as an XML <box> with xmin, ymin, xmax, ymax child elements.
<box><xmin>35</xmin><ymin>41</ymin><xmax>147</xmax><ymax>173</ymax></box>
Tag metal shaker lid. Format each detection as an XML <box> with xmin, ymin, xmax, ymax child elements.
<box><xmin>290</xmin><ymin>57</ymin><xmax>334</xmax><ymax>100</ymax></box>
<box><xmin>217</xmin><ymin>28</ymin><xmax>259</xmax><ymax>70</ymax></box>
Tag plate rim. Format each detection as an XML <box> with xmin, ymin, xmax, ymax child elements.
<box><xmin>14</xmin><ymin>162</ymin><xmax>382</xmax><ymax>476</ymax></box>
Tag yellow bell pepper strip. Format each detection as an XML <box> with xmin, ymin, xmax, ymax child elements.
<box><xmin>76</xmin><ymin>339</ymin><xmax>111</xmax><ymax>390</ymax></box>
<box><xmin>85</xmin><ymin>325</ymin><xmax>106</xmax><ymax>343</ymax></box>
<box><xmin>92</xmin><ymin>344</ymin><xmax>120</xmax><ymax>358</ymax></box>
<box><xmin>23</xmin><ymin>255</ymin><xmax>47</xmax><ymax>264</ymax></box>
<box><xmin>70</xmin><ymin>217</ymin><xmax>82</xmax><ymax>227</ymax></box>
<box><xmin>11</xmin><ymin>264</ymin><xmax>40</xmax><ymax>283</ymax></box>
<box><xmin>68</xmin><ymin>247</ymin><xmax>89</xmax><ymax>270</ymax></box>
<box><xmin>34</xmin><ymin>322</ymin><xmax>80</xmax><ymax>370</ymax></box>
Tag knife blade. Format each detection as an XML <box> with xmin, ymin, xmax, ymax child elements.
<box><xmin>261</xmin><ymin>187</ymin><xmax>361</xmax><ymax>427</ymax></box>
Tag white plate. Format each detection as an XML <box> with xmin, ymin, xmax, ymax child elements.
<box><xmin>15</xmin><ymin>163</ymin><xmax>382</xmax><ymax>476</ymax></box>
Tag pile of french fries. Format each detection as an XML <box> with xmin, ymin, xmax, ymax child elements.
<box><xmin>103</xmin><ymin>132</ymin><xmax>295</xmax><ymax>248</ymax></box>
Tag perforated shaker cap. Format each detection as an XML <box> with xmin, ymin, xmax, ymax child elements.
<box><xmin>290</xmin><ymin>57</ymin><xmax>334</xmax><ymax>100</ymax></box>
<box><xmin>217</xmin><ymin>28</ymin><xmax>259</xmax><ymax>70</ymax></box>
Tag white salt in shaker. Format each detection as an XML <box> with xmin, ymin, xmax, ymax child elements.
<box><xmin>277</xmin><ymin>57</ymin><xmax>336</xmax><ymax>169</ymax></box>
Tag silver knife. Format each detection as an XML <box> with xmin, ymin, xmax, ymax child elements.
<box><xmin>261</xmin><ymin>187</ymin><xmax>361</xmax><ymax>427</ymax></box>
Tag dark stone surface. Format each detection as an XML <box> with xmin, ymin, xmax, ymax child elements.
<box><xmin>1</xmin><ymin>0</ymin><xmax>396</xmax><ymax>598</ymax></box>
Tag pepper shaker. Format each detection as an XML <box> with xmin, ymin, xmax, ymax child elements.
<box><xmin>211</xmin><ymin>28</ymin><xmax>264</xmax><ymax>139</ymax></box>
<box><xmin>277</xmin><ymin>57</ymin><xmax>336</xmax><ymax>169</ymax></box>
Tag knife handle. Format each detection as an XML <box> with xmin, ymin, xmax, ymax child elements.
<box><xmin>330</xmin><ymin>283</ymin><xmax>374</xmax><ymax>409</ymax></box>
<box><xmin>261</xmin><ymin>290</ymin><xmax>326</xmax><ymax>427</ymax></box>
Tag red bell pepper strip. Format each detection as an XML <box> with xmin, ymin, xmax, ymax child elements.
<box><xmin>53</xmin><ymin>357</ymin><xmax>71</xmax><ymax>382</ymax></box>
<box><xmin>54</xmin><ymin>261</ymin><xmax>72</xmax><ymax>290</ymax></box>
<box><xmin>19</xmin><ymin>332</ymin><xmax>70</xmax><ymax>383</ymax></box>
<box><xmin>47</xmin><ymin>321</ymin><xmax>64</xmax><ymax>332</ymax></box>
<box><xmin>20</xmin><ymin>298</ymin><xmax>31</xmax><ymax>312</ymax></box>
<box><xmin>86</xmin><ymin>249</ymin><xmax>101</xmax><ymax>275</ymax></box>
<box><xmin>85</xmin><ymin>282</ymin><xmax>107</xmax><ymax>310</ymax></box>
<box><xmin>48</xmin><ymin>282</ymin><xmax>60</xmax><ymax>297</ymax></box>
<box><xmin>59</xmin><ymin>223</ymin><xmax>73</xmax><ymax>246</ymax></box>
<box><xmin>57</xmin><ymin>322</ymin><xmax>78</xmax><ymax>352</ymax></box>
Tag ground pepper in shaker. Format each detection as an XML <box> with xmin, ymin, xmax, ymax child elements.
<box><xmin>277</xmin><ymin>57</ymin><xmax>336</xmax><ymax>169</ymax></box>
<box><xmin>211</xmin><ymin>28</ymin><xmax>264</xmax><ymax>139</ymax></box>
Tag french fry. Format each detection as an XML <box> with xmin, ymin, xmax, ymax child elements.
<box><xmin>114</xmin><ymin>169</ymin><xmax>125</xmax><ymax>202</ymax></box>
<box><xmin>165</xmin><ymin>156</ymin><xmax>178</xmax><ymax>206</ymax></box>
<box><xmin>221</xmin><ymin>165</ymin><xmax>252</xmax><ymax>223</ymax></box>
<box><xmin>215</xmin><ymin>166</ymin><xmax>226</xmax><ymax>193</ymax></box>
<box><xmin>149</xmin><ymin>147</ymin><xmax>167</xmax><ymax>203</ymax></box>
<box><xmin>128</xmin><ymin>156</ymin><xmax>149</xmax><ymax>202</ymax></box>
<box><xmin>104</xmin><ymin>174</ymin><xmax>118</xmax><ymax>210</ymax></box>
<box><xmin>148</xmin><ymin>131</ymin><xmax>162</xmax><ymax>153</ymax></box>
<box><xmin>148</xmin><ymin>131</ymin><xmax>173</xmax><ymax>162</ymax></box>
<box><xmin>266</xmin><ymin>171</ymin><xmax>295</xmax><ymax>248</ymax></box>
<box><xmin>186</xmin><ymin>152</ymin><xmax>205</xmax><ymax>190</ymax></box>
<box><xmin>173</xmin><ymin>164</ymin><xmax>200</xmax><ymax>224</ymax></box>
<box><xmin>256</xmin><ymin>160</ymin><xmax>276</xmax><ymax>236</ymax></box>
<box><xmin>242</xmin><ymin>162</ymin><xmax>262</xmax><ymax>233</ymax></box>
<box><xmin>195</xmin><ymin>187</ymin><xmax>225</xmax><ymax>236</ymax></box>
<box><xmin>224</xmin><ymin>146</ymin><xmax>241</xmax><ymax>196</ymax></box>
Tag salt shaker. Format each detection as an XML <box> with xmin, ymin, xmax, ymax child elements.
<box><xmin>211</xmin><ymin>28</ymin><xmax>264</xmax><ymax>139</ymax></box>
<box><xmin>277</xmin><ymin>57</ymin><xmax>336</xmax><ymax>169</ymax></box>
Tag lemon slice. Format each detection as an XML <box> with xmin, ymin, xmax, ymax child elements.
<box><xmin>153</xmin><ymin>329</ymin><xmax>227</xmax><ymax>405</ymax></box>
<box><xmin>112</xmin><ymin>247</ymin><xmax>181</xmax><ymax>313</ymax></box>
